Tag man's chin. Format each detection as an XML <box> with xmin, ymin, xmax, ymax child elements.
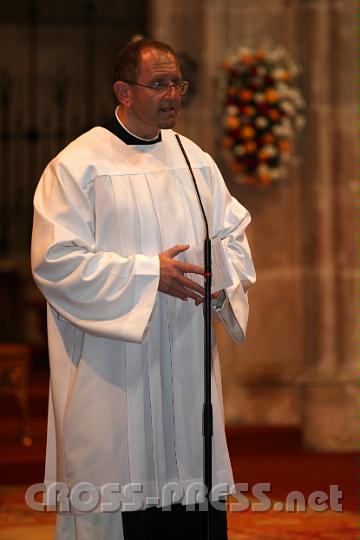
<box><xmin>159</xmin><ymin>118</ymin><xmax>177</xmax><ymax>129</ymax></box>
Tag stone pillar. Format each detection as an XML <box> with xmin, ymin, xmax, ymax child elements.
<box><xmin>149</xmin><ymin>0</ymin><xmax>357</xmax><ymax>451</ymax></box>
<box><xmin>298</xmin><ymin>0</ymin><xmax>357</xmax><ymax>451</ymax></box>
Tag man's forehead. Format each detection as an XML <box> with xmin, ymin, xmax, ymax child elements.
<box><xmin>139</xmin><ymin>47</ymin><xmax>180</xmax><ymax>73</ymax></box>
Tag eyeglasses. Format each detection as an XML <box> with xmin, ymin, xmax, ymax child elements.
<box><xmin>124</xmin><ymin>80</ymin><xmax>190</xmax><ymax>95</ymax></box>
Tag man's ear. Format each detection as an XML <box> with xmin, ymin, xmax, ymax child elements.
<box><xmin>113</xmin><ymin>81</ymin><xmax>131</xmax><ymax>107</ymax></box>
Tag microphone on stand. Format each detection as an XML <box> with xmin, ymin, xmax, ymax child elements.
<box><xmin>175</xmin><ymin>134</ymin><xmax>213</xmax><ymax>540</ymax></box>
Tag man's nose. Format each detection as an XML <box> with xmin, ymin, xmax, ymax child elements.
<box><xmin>165</xmin><ymin>83</ymin><xmax>178</xmax><ymax>97</ymax></box>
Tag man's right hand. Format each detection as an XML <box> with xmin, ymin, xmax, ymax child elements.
<box><xmin>158</xmin><ymin>244</ymin><xmax>205</xmax><ymax>302</ymax></box>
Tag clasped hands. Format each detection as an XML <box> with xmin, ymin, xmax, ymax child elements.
<box><xmin>158</xmin><ymin>244</ymin><xmax>219</xmax><ymax>305</ymax></box>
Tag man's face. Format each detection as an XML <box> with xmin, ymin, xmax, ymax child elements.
<box><xmin>126</xmin><ymin>48</ymin><xmax>182</xmax><ymax>138</ymax></box>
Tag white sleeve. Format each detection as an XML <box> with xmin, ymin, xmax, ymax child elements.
<box><xmin>207</xmin><ymin>155</ymin><xmax>256</xmax><ymax>342</ymax></box>
<box><xmin>31</xmin><ymin>159</ymin><xmax>160</xmax><ymax>343</ymax></box>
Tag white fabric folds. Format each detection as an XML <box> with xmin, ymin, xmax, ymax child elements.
<box><xmin>31</xmin><ymin>126</ymin><xmax>256</xmax><ymax>514</ymax></box>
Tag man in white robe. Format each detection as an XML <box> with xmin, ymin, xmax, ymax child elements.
<box><xmin>31</xmin><ymin>39</ymin><xmax>255</xmax><ymax>540</ymax></box>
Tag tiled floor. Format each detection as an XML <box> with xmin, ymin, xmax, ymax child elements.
<box><xmin>0</xmin><ymin>486</ymin><xmax>357</xmax><ymax>540</ymax></box>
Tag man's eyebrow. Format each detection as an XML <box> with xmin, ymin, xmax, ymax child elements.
<box><xmin>149</xmin><ymin>75</ymin><xmax>182</xmax><ymax>82</ymax></box>
<box><xmin>149</xmin><ymin>73</ymin><xmax>179</xmax><ymax>79</ymax></box>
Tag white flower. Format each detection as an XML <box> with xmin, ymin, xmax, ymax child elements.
<box><xmin>268</xmin><ymin>47</ymin><xmax>286</xmax><ymax>63</ymax></box>
<box><xmin>267</xmin><ymin>53</ymin><xmax>276</xmax><ymax>63</ymax></box>
<box><xmin>282</xmin><ymin>118</ymin><xmax>291</xmax><ymax>129</ymax></box>
<box><xmin>275</xmin><ymin>82</ymin><xmax>289</xmax><ymax>98</ymax></box>
<box><xmin>278</xmin><ymin>120</ymin><xmax>292</xmax><ymax>136</ymax></box>
<box><xmin>272</xmin><ymin>125</ymin><xmax>283</xmax><ymax>136</ymax></box>
<box><xmin>288</xmin><ymin>61</ymin><xmax>300</xmax><ymax>77</ymax></box>
<box><xmin>292</xmin><ymin>90</ymin><xmax>305</xmax><ymax>108</ymax></box>
<box><xmin>254</xmin><ymin>92</ymin><xmax>266</xmax><ymax>103</ymax></box>
<box><xmin>269</xmin><ymin>168</ymin><xmax>282</xmax><ymax>180</ymax></box>
<box><xmin>258</xmin><ymin>163</ymin><xmax>270</xmax><ymax>175</ymax></box>
<box><xmin>237</xmin><ymin>46</ymin><xmax>251</xmax><ymax>57</ymax></box>
<box><xmin>257</xmin><ymin>66</ymin><xmax>267</xmax><ymax>77</ymax></box>
<box><xmin>287</xmin><ymin>88</ymin><xmax>304</xmax><ymax>108</ymax></box>
<box><xmin>272</xmin><ymin>68</ymin><xmax>286</xmax><ymax>80</ymax></box>
<box><xmin>263</xmin><ymin>144</ymin><xmax>278</xmax><ymax>157</ymax></box>
<box><xmin>295</xmin><ymin>115</ymin><xmax>306</xmax><ymax>129</ymax></box>
<box><xmin>255</xmin><ymin>116</ymin><xmax>269</xmax><ymax>128</ymax></box>
<box><xmin>234</xmin><ymin>145</ymin><xmax>246</xmax><ymax>156</ymax></box>
<box><xmin>228</xmin><ymin>54</ymin><xmax>239</xmax><ymax>66</ymax></box>
<box><xmin>227</xmin><ymin>105</ymin><xmax>239</xmax><ymax>115</ymax></box>
<box><xmin>280</xmin><ymin>101</ymin><xmax>295</xmax><ymax>115</ymax></box>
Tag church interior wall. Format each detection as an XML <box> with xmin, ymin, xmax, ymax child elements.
<box><xmin>0</xmin><ymin>0</ymin><xmax>356</xmax><ymax>451</ymax></box>
<box><xmin>150</xmin><ymin>0</ymin><xmax>357</xmax><ymax>451</ymax></box>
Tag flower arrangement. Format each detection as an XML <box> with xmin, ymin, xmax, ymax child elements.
<box><xmin>220</xmin><ymin>45</ymin><xmax>305</xmax><ymax>185</ymax></box>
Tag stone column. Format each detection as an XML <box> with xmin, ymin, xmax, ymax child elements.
<box><xmin>149</xmin><ymin>0</ymin><xmax>357</xmax><ymax>451</ymax></box>
<box><xmin>298</xmin><ymin>0</ymin><xmax>357</xmax><ymax>451</ymax></box>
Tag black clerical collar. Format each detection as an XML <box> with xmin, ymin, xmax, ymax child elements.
<box><xmin>102</xmin><ymin>115</ymin><xmax>162</xmax><ymax>145</ymax></box>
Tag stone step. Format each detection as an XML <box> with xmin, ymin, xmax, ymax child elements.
<box><xmin>226</xmin><ymin>425</ymin><xmax>303</xmax><ymax>454</ymax></box>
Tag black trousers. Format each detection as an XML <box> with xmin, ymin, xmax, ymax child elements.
<box><xmin>122</xmin><ymin>502</ymin><xmax>228</xmax><ymax>540</ymax></box>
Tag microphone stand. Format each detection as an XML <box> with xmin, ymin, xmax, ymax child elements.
<box><xmin>176</xmin><ymin>135</ymin><xmax>213</xmax><ymax>540</ymax></box>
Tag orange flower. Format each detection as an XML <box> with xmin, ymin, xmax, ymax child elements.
<box><xmin>226</xmin><ymin>116</ymin><xmax>241</xmax><ymax>130</ymax></box>
<box><xmin>265</xmin><ymin>88</ymin><xmax>279</xmax><ymax>103</ymax></box>
<box><xmin>245</xmin><ymin>141</ymin><xmax>257</xmax><ymax>154</ymax></box>
<box><xmin>243</xmin><ymin>105</ymin><xmax>256</xmax><ymax>116</ymax></box>
<box><xmin>239</xmin><ymin>89</ymin><xmax>253</xmax><ymax>102</ymax></box>
<box><xmin>279</xmin><ymin>139</ymin><xmax>291</xmax><ymax>152</ymax></box>
<box><xmin>258</xmin><ymin>148</ymin><xmax>269</xmax><ymax>161</ymax></box>
<box><xmin>240</xmin><ymin>126</ymin><xmax>255</xmax><ymax>139</ymax></box>
<box><xmin>222</xmin><ymin>136</ymin><xmax>233</xmax><ymax>148</ymax></box>
<box><xmin>256</xmin><ymin>49</ymin><xmax>265</xmax><ymax>61</ymax></box>
<box><xmin>227</xmin><ymin>87</ymin><xmax>238</xmax><ymax>97</ymax></box>
<box><xmin>268</xmin><ymin>108</ymin><xmax>280</xmax><ymax>121</ymax></box>
<box><xmin>260</xmin><ymin>174</ymin><xmax>272</xmax><ymax>185</ymax></box>
<box><xmin>261</xmin><ymin>133</ymin><xmax>275</xmax><ymax>144</ymax></box>
<box><xmin>230</xmin><ymin>161</ymin><xmax>243</xmax><ymax>173</ymax></box>
<box><xmin>241</xmin><ymin>54</ymin><xmax>254</xmax><ymax>65</ymax></box>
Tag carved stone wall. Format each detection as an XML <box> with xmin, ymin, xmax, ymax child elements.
<box><xmin>149</xmin><ymin>0</ymin><xmax>357</xmax><ymax>450</ymax></box>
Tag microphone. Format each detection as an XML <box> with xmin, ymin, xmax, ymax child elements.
<box><xmin>175</xmin><ymin>134</ymin><xmax>210</xmax><ymax>241</ymax></box>
<box><xmin>175</xmin><ymin>134</ymin><xmax>213</xmax><ymax>540</ymax></box>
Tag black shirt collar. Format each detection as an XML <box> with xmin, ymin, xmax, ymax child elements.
<box><xmin>102</xmin><ymin>115</ymin><xmax>161</xmax><ymax>145</ymax></box>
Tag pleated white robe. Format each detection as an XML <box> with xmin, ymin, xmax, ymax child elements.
<box><xmin>31</xmin><ymin>126</ymin><xmax>255</xmax><ymax>515</ymax></box>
